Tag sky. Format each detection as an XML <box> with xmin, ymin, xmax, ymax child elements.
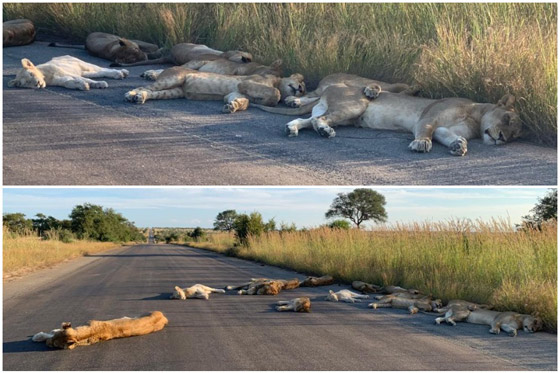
<box><xmin>2</xmin><ymin>187</ymin><xmax>552</xmax><ymax>229</ymax></box>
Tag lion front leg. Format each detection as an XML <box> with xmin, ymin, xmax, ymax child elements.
<box><xmin>285</xmin><ymin>117</ymin><xmax>313</xmax><ymax>137</ymax></box>
<box><xmin>52</xmin><ymin>76</ymin><xmax>92</xmax><ymax>91</ymax></box>
<box><xmin>409</xmin><ymin>120</ymin><xmax>436</xmax><ymax>153</ymax></box>
<box><xmin>223</xmin><ymin>92</ymin><xmax>249</xmax><ymax>113</ymax></box>
<box><xmin>237</xmin><ymin>81</ymin><xmax>281</xmax><ymax>107</ymax></box>
<box><xmin>433</xmin><ymin>127</ymin><xmax>469</xmax><ymax>156</ymax></box>
<box><xmin>82</xmin><ymin>68</ymin><xmax>129</xmax><ymax>80</ymax></box>
<box><xmin>140</xmin><ymin>69</ymin><xmax>164</xmax><ymax>81</ymax></box>
<box><xmin>125</xmin><ymin>87</ymin><xmax>185</xmax><ymax>104</ymax></box>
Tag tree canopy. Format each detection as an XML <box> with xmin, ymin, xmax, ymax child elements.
<box><xmin>325</xmin><ymin>188</ymin><xmax>387</xmax><ymax>228</ymax></box>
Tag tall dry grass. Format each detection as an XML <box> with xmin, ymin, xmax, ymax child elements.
<box><xmin>3</xmin><ymin>3</ymin><xmax>556</xmax><ymax>144</ymax></box>
<box><xmin>185</xmin><ymin>231</ymin><xmax>235</xmax><ymax>252</ymax></box>
<box><xmin>201</xmin><ymin>220</ymin><xmax>556</xmax><ymax>330</ymax></box>
<box><xmin>3</xmin><ymin>228</ymin><xmax>120</xmax><ymax>277</ymax></box>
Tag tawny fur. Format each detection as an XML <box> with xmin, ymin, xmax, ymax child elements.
<box><xmin>32</xmin><ymin>311</ymin><xmax>168</xmax><ymax>349</ymax></box>
<box><xmin>8</xmin><ymin>56</ymin><xmax>129</xmax><ymax>90</ymax></box>
<box><xmin>276</xmin><ymin>297</ymin><xmax>311</xmax><ymax>312</ymax></box>
<box><xmin>326</xmin><ymin>289</ymin><xmax>369</xmax><ymax>303</ymax></box>
<box><xmin>299</xmin><ymin>275</ymin><xmax>334</xmax><ymax>287</ymax></box>
<box><xmin>124</xmin><ymin>67</ymin><xmax>305</xmax><ymax>113</ymax></box>
<box><xmin>272</xmin><ymin>81</ymin><xmax>522</xmax><ymax>155</ymax></box>
<box><xmin>226</xmin><ymin>278</ymin><xmax>300</xmax><ymax>295</ymax></box>
<box><xmin>435</xmin><ymin>307</ymin><xmax>542</xmax><ymax>337</ymax></box>
<box><xmin>369</xmin><ymin>295</ymin><xmax>442</xmax><ymax>314</ymax></box>
<box><xmin>3</xmin><ymin>19</ymin><xmax>35</xmax><ymax>47</ymax></box>
<box><xmin>112</xmin><ymin>42</ymin><xmax>253</xmax><ymax>68</ymax></box>
<box><xmin>170</xmin><ymin>284</ymin><xmax>226</xmax><ymax>300</ymax></box>
<box><xmin>140</xmin><ymin>59</ymin><xmax>283</xmax><ymax>81</ymax></box>
<box><xmin>351</xmin><ymin>280</ymin><xmax>382</xmax><ymax>294</ymax></box>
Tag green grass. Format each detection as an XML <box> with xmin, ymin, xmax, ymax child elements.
<box><xmin>196</xmin><ymin>220</ymin><xmax>557</xmax><ymax>331</ymax></box>
<box><xmin>3</xmin><ymin>3</ymin><xmax>557</xmax><ymax>144</ymax></box>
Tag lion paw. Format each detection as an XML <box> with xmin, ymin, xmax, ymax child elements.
<box><xmin>78</xmin><ymin>81</ymin><xmax>90</xmax><ymax>91</ymax></box>
<box><xmin>92</xmin><ymin>81</ymin><xmax>109</xmax><ymax>89</ymax></box>
<box><xmin>449</xmin><ymin>137</ymin><xmax>468</xmax><ymax>156</ymax></box>
<box><xmin>124</xmin><ymin>90</ymin><xmax>147</xmax><ymax>104</ymax></box>
<box><xmin>285</xmin><ymin>124</ymin><xmax>299</xmax><ymax>137</ymax></box>
<box><xmin>408</xmin><ymin>138</ymin><xmax>432</xmax><ymax>153</ymax></box>
<box><xmin>363</xmin><ymin>84</ymin><xmax>381</xmax><ymax>100</ymax></box>
<box><xmin>284</xmin><ymin>96</ymin><xmax>301</xmax><ymax>108</ymax></box>
<box><xmin>318</xmin><ymin>126</ymin><xmax>335</xmax><ymax>138</ymax></box>
<box><xmin>222</xmin><ymin>103</ymin><xmax>238</xmax><ymax>114</ymax></box>
<box><xmin>141</xmin><ymin>70</ymin><xmax>158</xmax><ymax>81</ymax></box>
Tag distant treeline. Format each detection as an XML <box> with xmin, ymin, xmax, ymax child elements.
<box><xmin>3</xmin><ymin>203</ymin><xmax>145</xmax><ymax>243</ymax></box>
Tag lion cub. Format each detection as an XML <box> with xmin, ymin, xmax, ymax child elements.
<box><xmin>276</xmin><ymin>297</ymin><xmax>311</xmax><ymax>312</ymax></box>
<box><xmin>170</xmin><ymin>284</ymin><xmax>226</xmax><ymax>300</ymax></box>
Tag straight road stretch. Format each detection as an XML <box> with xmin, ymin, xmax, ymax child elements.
<box><xmin>3</xmin><ymin>244</ymin><xmax>557</xmax><ymax>370</ymax></box>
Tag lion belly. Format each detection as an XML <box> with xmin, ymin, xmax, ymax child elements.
<box><xmin>183</xmin><ymin>74</ymin><xmax>241</xmax><ymax>96</ymax></box>
<box><xmin>358</xmin><ymin>96</ymin><xmax>423</xmax><ymax>132</ymax></box>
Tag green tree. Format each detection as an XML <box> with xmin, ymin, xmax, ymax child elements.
<box><xmin>522</xmin><ymin>189</ymin><xmax>557</xmax><ymax>229</ymax></box>
<box><xmin>233</xmin><ymin>212</ymin><xmax>267</xmax><ymax>244</ymax></box>
<box><xmin>325</xmin><ymin>188</ymin><xmax>387</xmax><ymax>229</ymax></box>
<box><xmin>328</xmin><ymin>219</ymin><xmax>351</xmax><ymax>230</ymax></box>
<box><xmin>165</xmin><ymin>231</ymin><xmax>179</xmax><ymax>244</ymax></box>
<box><xmin>3</xmin><ymin>213</ymin><xmax>33</xmax><ymax>234</ymax></box>
<box><xmin>32</xmin><ymin>213</ymin><xmax>62</xmax><ymax>237</ymax></box>
<box><xmin>189</xmin><ymin>227</ymin><xmax>206</xmax><ymax>241</ymax></box>
<box><xmin>280</xmin><ymin>222</ymin><xmax>297</xmax><ymax>232</ymax></box>
<box><xmin>213</xmin><ymin>210</ymin><xmax>238</xmax><ymax>231</ymax></box>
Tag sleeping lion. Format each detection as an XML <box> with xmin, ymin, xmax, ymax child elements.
<box><xmin>32</xmin><ymin>311</ymin><xmax>168</xmax><ymax>349</ymax></box>
<box><xmin>276</xmin><ymin>297</ymin><xmax>311</xmax><ymax>312</ymax></box>
<box><xmin>170</xmin><ymin>284</ymin><xmax>226</xmax><ymax>300</ymax></box>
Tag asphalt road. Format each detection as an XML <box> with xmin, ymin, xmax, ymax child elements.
<box><xmin>3</xmin><ymin>244</ymin><xmax>556</xmax><ymax>370</ymax></box>
<box><xmin>3</xmin><ymin>42</ymin><xmax>557</xmax><ymax>185</ymax></box>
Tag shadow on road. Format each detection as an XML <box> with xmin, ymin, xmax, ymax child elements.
<box><xmin>3</xmin><ymin>339</ymin><xmax>54</xmax><ymax>353</ymax></box>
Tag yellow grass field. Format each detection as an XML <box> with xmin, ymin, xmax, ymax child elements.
<box><xmin>3</xmin><ymin>230</ymin><xmax>121</xmax><ymax>279</ymax></box>
<box><xmin>193</xmin><ymin>221</ymin><xmax>557</xmax><ymax>330</ymax></box>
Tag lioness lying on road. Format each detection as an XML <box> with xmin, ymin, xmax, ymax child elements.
<box><xmin>299</xmin><ymin>275</ymin><xmax>334</xmax><ymax>287</ymax></box>
<box><xmin>111</xmin><ymin>42</ymin><xmax>253</xmax><ymax>67</ymax></box>
<box><xmin>434</xmin><ymin>299</ymin><xmax>494</xmax><ymax>314</ymax></box>
<box><xmin>269</xmin><ymin>80</ymin><xmax>522</xmax><ymax>156</ymax></box>
<box><xmin>435</xmin><ymin>307</ymin><xmax>542</xmax><ymax>337</ymax></box>
<box><xmin>8</xmin><ymin>56</ymin><xmax>129</xmax><ymax>90</ymax></box>
<box><xmin>140</xmin><ymin>59</ymin><xmax>283</xmax><ymax>81</ymax></box>
<box><xmin>369</xmin><ymin>295</ymin><xmax>442</xmax><ymax>314</ymax></box>
<box><xmin>326</xmin><ymin>289</ymin><xmax>369</xmax><ymax>303</ymax></box>
<box><xmin>49</xmin><ymin>32</ymin><xmax>163</xmax><ymax>65</ymax></box>
<box><xmin>227</xmin><ymin>278</ymin><xmax>300</xmax><ymax>295</ymax></box>
<box><xmin>3</xmin><ymin>19</ymin><xmax>35</xmax><ymax>47</ymax></box>
<box><xmin>124</xmin><ymin>67</ymin><xmax>305</xmax><ymax>113</ymax></box>
<box><xmin>276</xmin><ymin>297</ymin><xmax>311</xmax><ymax>312</ymax></box>
<box><xmin>170</xmin><ymin>284</ymin><xmax>226</xmax><ymax>300</ymax></box>
<box><xmin>32</xmin><ymin>311</ymin><xmax>168</xmax><ymax>349</ymax></box>
<box><xmin>351</xmin><ymin>281</ymin><xmax>382</xmax><ymax>294</ymax></box>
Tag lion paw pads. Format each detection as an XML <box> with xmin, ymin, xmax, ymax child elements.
<box><xmin>449</xmin><ymin>137</ymin><xmax>468</xmax><ymax>156</ymax></box>
<box><xmin>363</xmin><ymin>84</ymin><xmax>381</xmax><ymax>99</ymax></box>
<box><xmin>409</xmin><ymin>139</ymin><xmax>432</xmax><ymax>153</ymax></box>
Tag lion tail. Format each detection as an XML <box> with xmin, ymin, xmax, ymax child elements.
<box><xmin>48</xmin><ymin>42</ymin><xmax>85</xmax><ymax>50</ymax></box>
<box><xmin>251</xmin><ymin>102</ymin><xmax>317</xmax><ymax>116</ymax></box>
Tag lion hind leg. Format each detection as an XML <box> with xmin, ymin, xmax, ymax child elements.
<box><xmin>276</xmin><ymin>305</ymin><xmax>293</xmax><ymax>312</ymax></box>
<box><xmin>223</xmin><ymin>92</ymin><xmax>249</xmax><ymax>113</ymax></box>
<box><xmin>32</xmin><ymin>331</ymin><xmax>57</xmax><ymax>342</ymax></box>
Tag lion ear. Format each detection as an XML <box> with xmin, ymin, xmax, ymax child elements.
<box><xmin>497</xmin><ymin>94</ymin><xmax>515</xmax><ymax>109</ymax></box>
<box><xmin>118</xmin><ymin>38</ymin><xmax>132</xmax><ymax>47</ymax></box>
<box><xmin>290</xmin><ymin>73</ymin><xmax>304</xmax><ymax>82</ymax></box>
<box><xmin>61</xmin><ymin>322</ymin><xmax>72</xmax><ymax>329</ymax></box>
<box><xmin>21</xmin><ymin>58</ymin><xmax>35</xmax><ymax>69</ymax></box>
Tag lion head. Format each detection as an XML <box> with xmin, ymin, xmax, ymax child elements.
<box><xmin>522</xmin><ymin>315</ymin><xmax>543</xmax><ymax>333</ymax></box>
<box><xmin>326</xmin><ymin>290</ymin><xmax>339</xmax><ymax>302</ymax></box>
<box><xmin>170</xmin><ymin>286</ymin><xmax>186</xmax><ymax>300</ymax></box>
<box><xmin>114</xmin><ymin>39</ymin><xmax>148</xmax><ymax>65</ymax></box>
<box><xmin>297</xmin><ymin>297</ymin><xmax>311</xmax><ymax>312</ymax></box>
<box><xmin>258</xmin><ymin>281</ymin><xmax>283</xmax><ymax>295</ymax></box>
<box><xmin>46</xmin><ymin>322</ymin><xmax>78</xmax><ymax>349</ymax></box>
<box><xmin>8</xmin><ymin>58</ymin><xmax>46</xmax><ymax>89</ymax></box>
<box><xmin>481</xmin><ymin>94</ymin><xmax>522</xmax><ymax>145</ymax></box>
<box><xmin>278</xmin><ymin>73</ymin><xmax>306</xmax><ymax>100</ymax></box>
